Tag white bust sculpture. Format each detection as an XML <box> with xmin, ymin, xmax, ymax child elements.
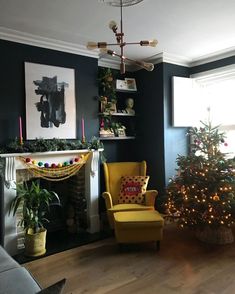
<box><xmin>125</xmin><ymin>98</ymin><xmax>135</xmax><ymax>115</ymax></box>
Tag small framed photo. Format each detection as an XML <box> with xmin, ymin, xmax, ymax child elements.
<box><xmin>116</xmin><ymin>79</ymin><xmax>127</xmax><ymax>90</ymax></box>
<box><xmin>118</xmin><ymin>128</ymin><xmax>126</xmax><ymax>137</ymax></box>
<box><xmin>125</xmin><ymin>78</ymin><xmax>137</xmax><ymax>91</ymax></box>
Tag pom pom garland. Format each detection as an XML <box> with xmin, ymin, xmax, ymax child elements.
<box><xmin>18</xmin><ymin>153</ymin><xmax>91</xmax><ymax>182</ymax></box>
<box><xmin>24</xmin><ymin>156</ymin><xmax>84</xmax><ymax>168</ymax></box>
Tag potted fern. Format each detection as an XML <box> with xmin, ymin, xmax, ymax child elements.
<box><xmin>9</xmin><ymin>180</ymin><xmax>60</xmax><ymax>257</ymax></box>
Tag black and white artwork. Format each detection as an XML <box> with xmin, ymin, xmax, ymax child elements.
<box><xmin>25</xmin><ymin>62</ymin><xmax>76</xmax><ymax>139</ymax></box>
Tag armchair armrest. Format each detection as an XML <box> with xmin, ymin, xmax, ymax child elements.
<box><xmin>102</xmin><ymin>192</ymin><xmax>113</xmax><ymax>209</ymax></box>
<box><xmin>145</xmin><ymin>190</ymin><xmax>158</xmax><ymax>206</ymax></box>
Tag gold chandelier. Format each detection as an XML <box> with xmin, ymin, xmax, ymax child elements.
<box><xmin>87</xmin><ymin>0</ymin><xmax>158</xmax><ymax>74</ymax></box>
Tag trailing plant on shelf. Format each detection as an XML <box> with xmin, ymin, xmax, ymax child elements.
<box><xmin>98</xmin><ymin>67</ymin><xmax>117</xmax><ymax>102</ymax></box>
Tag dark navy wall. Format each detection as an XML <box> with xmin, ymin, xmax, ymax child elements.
<box><xmin>0</xmin><ymin>39</ymin><xmax>99</xmax><ymax>144</ymax></box>
<box><xmin>134</xmin><ymin>64</ymin><xmax>165</xmax><ymax>196</ymax></box>
<box><xmin>190</xmin><ymin>56</ymin><xmax>235</xmax><ymax>75</ymax></box>
<box><xmin>163</xmin><ymin>63</ymin><xmax>190</xmax><ymax>185</ymax></box>
<box><xmin>134</xmin><ymin>63</ymin><xmax>190</xmax><ymax>202</ymax></box>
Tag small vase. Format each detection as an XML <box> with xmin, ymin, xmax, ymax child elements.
<box><xmin>195</xmin><ymin>226</ymin><xmax>234</xmax><ymax>245</ymax></box>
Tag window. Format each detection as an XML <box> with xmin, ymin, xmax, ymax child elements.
<box><xmin>173</xmin><ymin>64</ymin><xmax>235</xmax><ymax>157</ymax></box>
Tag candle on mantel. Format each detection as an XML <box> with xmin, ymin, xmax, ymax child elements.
<box><xmin>19</xmin><ymin>116</ymin><xmax>23</xmax><ymax>145</ymax></box>
<box><xmin>82</xmin><ymin>117</ymin><xmax>85</xmax><ymax>143</ymax></box>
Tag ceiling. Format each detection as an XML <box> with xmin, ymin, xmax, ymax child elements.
<box><xmin>0</xmin><ymin>0</ymin><xmax>234</xmax><ymax>66</ymax></box>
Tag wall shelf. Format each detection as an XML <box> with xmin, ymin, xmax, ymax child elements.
<box><xmin>99</xmin><ymin>136</ymin><xmax>135</xmax><ymax>141</ymax></box>
<box><xmin>115</xmin><ymin>89</ymin><xmax>137</xmax><ymax>93</ymax></box>
<box><xmin>99</xmin><ymin>112</ymin><xmax>135</xmax><ymax>117</ymax></box>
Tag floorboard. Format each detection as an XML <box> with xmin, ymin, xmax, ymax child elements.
<box><xmin>23</xmin><ymin>224</ymin><xmax>235</xmax><ymax>294</ymax></box>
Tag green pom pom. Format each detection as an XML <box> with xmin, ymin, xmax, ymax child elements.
<box><xmin>38</xmin><ymin>162</ymin><xmax>43</xmax><ymax>167</ymax></box>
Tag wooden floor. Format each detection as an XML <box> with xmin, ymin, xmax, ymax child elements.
<box><xmin>24</xmin><ymin>224</ymin><xmax>235</xmax><ymax>294</ymax></box>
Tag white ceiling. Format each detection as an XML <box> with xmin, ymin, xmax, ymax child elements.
<box><xmin>0</xmin><ymin>0</ymin><xmax>234</xmax><ymax>65</ymax></box>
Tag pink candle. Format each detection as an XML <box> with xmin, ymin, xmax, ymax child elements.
<box><xmin>19</xmin><ymin>116</ymin><xmax>23</xmax><ymax>145</ymax></box>
<box><xmin>82</xmin><ymin>117</ymin><xmax>85</xmax><ymax>139</ymax></box>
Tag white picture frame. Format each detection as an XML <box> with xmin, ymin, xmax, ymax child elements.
<box><xmin>25</xmin><ymin>62</ymin><xmax>76</xmax><ymax>139</ymax></box>
<box><xmin>116</xmin><ymin>79</ymin><xmax>128</xmax><ymax>90</ymax></box>
<box><xmin>125</xmin><ymin>78</ymin><xmax>137</xmax><ymax>91</ymax></box>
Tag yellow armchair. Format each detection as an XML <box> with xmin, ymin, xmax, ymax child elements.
<box><xmin>102</xmin><ymin>161</ymin><xmax>158</xmax><ymax>228</ymax></box>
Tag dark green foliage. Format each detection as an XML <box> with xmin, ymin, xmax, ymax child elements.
<box><xmin>98</xmin><ymin>67</ymin><xmax>117</xmax><ymax>102</ymax></box>
<box><xmin>9</xmin><ymin>180</ymin><xmax>60</xmax><ymax>234</ymax></box>
<box><xmin>0</xmin><ymin>137</ymin><xmax>103</xmax><ymax>154</ymax></box>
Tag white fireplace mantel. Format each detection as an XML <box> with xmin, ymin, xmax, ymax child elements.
<box><xmin>1</xmin><ymin>149</ymin><xmax>102</xmax><ymax>255</ymax></box>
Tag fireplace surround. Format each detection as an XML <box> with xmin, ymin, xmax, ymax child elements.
<box><xmin>0</xmin><ymin>149</ymin><xmax>102</xmax><ymax>255</ymax></box>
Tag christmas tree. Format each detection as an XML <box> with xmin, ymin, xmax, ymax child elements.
<box><xmin>166</xmin><ymin>121</ymin><xmax>235</xmax><ymax>234</ymax></box>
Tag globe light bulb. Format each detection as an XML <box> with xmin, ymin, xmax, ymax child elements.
<box><xmin>140</xmin><ymin>39</ymin><xmax>158</xmax><ymax>47</ymax></box>
<box><xmin>87</xmin><ymin>42</ymin><xmax>107</xmax><ymax>50</ymax></box>
<box><xmin>87</xmin><ymin>42</ymin><xmax>98</xmax><ymax>50</ymax></box>
<box><xmin>99</xmin><ymin>48</ymin><xmax>108</xmax><ymax>54</ymax></box>
<box><xmin>149</xmin><ymin>39</ymin><xmax>158</xmax><ymax>47</ymax></box>
<box><xmin>135</xmin><ymin>61</ymin><xmax>154</xmax><ymax>71</ymax></box>
<box><xmin>109</xmin><ymin>20</ymin><xmax>118</xmax><ymax>32</ymax></box>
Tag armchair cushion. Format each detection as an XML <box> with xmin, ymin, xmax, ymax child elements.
<box><xmin>108</xmin><ymin>204</ymin><xmax>154</xmax><ymax>228</ymax></box>
<box><xmin>108</xmin><ymin>204</ymin><xmax>154</xmax><ymax>213</ymax></box>
<box><xmin>118</xmin><ymin>176</ymin><xmax>149</xmax><ymax>204</ymax></box>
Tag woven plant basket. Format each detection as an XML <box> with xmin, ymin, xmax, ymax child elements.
<box><xmin>195</xmin><ymin>226</ymin><xmax>234</xmax><ymax>245</ymax></box>
<box><xmin>25</xmin><ymin>228</ymin><xmax>47</xmax><ymax>257</ymax></box>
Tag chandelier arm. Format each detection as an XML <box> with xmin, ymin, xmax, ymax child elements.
<box><xmin>106</xmin><ymin>50</ymin><xmax>139</xmax><ymax>64</ymax></box>
<box><xmin>106</xmin><ymin>50</ymin><xmax>154</xmax><ymax>71</ymax></box>
<box><xmin>103</xmin><ymin>42</ymin><xmax>139</xmax><ymax>46</ymax></box>
<box><xmin>105</xmin><ymin>41</ymin><xmax>154</xmax><ymax>46</ymax></box>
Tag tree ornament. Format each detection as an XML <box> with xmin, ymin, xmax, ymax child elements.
<box><xmin>213</xmin><ymin>194</ymin><xmax>220</xmax><ymax>201</ymax></box>
<box><xmin>25</xmin><ymin>158</ymin><xmax>31</xmax><ymax>163</ymax></box>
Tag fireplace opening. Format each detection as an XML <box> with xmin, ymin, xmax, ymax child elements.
<box><xmin>19</xmin><ymin>165</ymin><xmax>88</xmax><ymax>236</ymax></box>
<box><xmin>42</xmin><ymin>165</ymin><xmax>88</xmax><ymax>234</ymax></box>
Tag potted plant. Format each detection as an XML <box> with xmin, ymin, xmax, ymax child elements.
<box><xmin>9</xmin><ymin>180</ymin><xmax>60</xmax><ymax>257</ymax></box>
